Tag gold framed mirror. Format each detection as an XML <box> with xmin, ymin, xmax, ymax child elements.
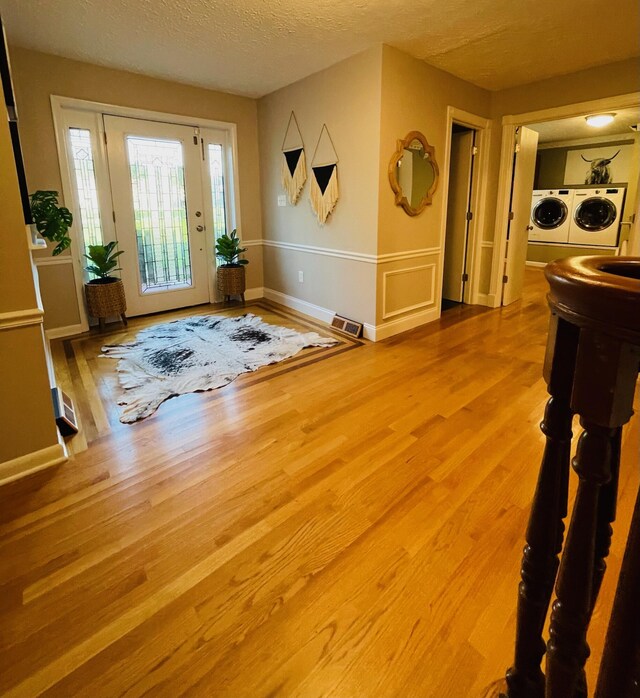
<box><xmin>388</xmin><ymin>131</ymin><xmax>439</xmax><ymax>216</ymax></box>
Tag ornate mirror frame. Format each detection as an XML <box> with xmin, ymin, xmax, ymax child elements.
<box><xmin>388</xmin><ymin>131</ymin><xmax>439</xmax><ymax>216</ymax></box>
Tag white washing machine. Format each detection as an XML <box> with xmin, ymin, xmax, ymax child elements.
<box><xmin>529</xmin><ymin>189</ymin><xmax>574</xmax><ymax>243</ymax></box>
<box><xmin>568</xmin><ymin>187</ymin><xmax>626</xmax><ymax>247</ymax></box>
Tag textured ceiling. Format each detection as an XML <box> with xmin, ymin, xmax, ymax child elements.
<box><xmin>530</xmin><ymin>107</ymin><xmax>640</xmax><ymax>144</ymax></box>
<box><xmin>1</xmin><ymin>0</ymin><xmax>639</xmax><ymax>97</ymax></box>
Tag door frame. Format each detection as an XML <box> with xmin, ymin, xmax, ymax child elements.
<box><xmin>437</xmin><ymin>106</ymin><xmax>491</xmax><ymax>308</ymax></box>
<box><xmin>490</xmin><ymin>91</ymin><xmax>640</xmax><ymax>307</ymax></box>
<box><xmin>50</xmin><ymin>95</ymin><xmax>242</xmax><ymax>331</ymax></box>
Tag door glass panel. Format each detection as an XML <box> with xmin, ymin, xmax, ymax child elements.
<box><xmin>69</xmin><ymin>128</ymin><xmax>104</xmax><ymax>262</ymax></box>
<box><xmin>208</xmin><ymin>144</ymin><xmax>227</xmax><ymax>240</ymax></box>
<box><xmin>126</xmin><ymin>136</ymin><xmax>192</xmax><ymax>292</ymax></box>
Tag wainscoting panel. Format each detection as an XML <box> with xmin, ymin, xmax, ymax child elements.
<box><xmin>382</xmin><ymin>263</ymin><xmax>437</xmax><ymax>320</ymax></box>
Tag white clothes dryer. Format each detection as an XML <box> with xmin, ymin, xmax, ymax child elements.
<box><xmin>529</xmin><ymin>189</ymin><xmax>574</xmax><ymax>243</ymax></box>
<box><xmin>568</xmin><ymin>187</ymin><xmax>625</xmax><ymax>247</ymax></box>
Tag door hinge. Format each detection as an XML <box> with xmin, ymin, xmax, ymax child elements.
<box><xmin>503</xmin><ymin>274</ymin><xmax>509</xmax><ymax>283</ymax></box>
<box><xmin>508</xmin><ymin>211</ymin><xmax>515</xmax><ymax>220</ymax></box>
<box><xmin>193</xmin><ymin>135</ymin><xmax>198</xmax><ymax>145</ymax></box>
<box><xmin>462</xmin><ymin>273</ymin><xmax>469</xmax><ymax>282</ymax></box>
<box><xmin>514</xmin><ymin>143</ymin><xmax>521</xmax><ymax>154</ymax></box>
<box><xmin>103</xmin><ymin>131</ymin><xmax>107</xmax><ymax>146</ymax></box>
<box><xmin>472</xmin><ymin>146</ymin><xmax>478</xmax><ymax>156</ymax></box>
<box><xmin>466</xmin><ymin>211</ymin><xmax>473</xmax><ymax>221</ymax></box>
<box><xmin>201</xmin><ymin>137</ymin><xmax>205</xmax><ymax>161</ymax></box>
<box><xmin>112</xmin><ymin>210</ymin><xmax>116</xmax><ymax>223</ymax></box>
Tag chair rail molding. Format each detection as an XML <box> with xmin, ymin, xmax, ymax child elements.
<box><xmin>0</xmin><ymin>307</ymin><xmax>44</xmax><ymax>331</ymax></box>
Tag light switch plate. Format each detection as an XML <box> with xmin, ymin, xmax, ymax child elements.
<box><xmin>277</xmin><ymin>195</ymin><xmax>287</xmax><ymax>207</ymax></box>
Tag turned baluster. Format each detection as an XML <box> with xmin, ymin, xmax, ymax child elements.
<box><xmin>595</xmin><ymin>482</ymin><xmax>640</xmax><ymax>698</ymax></box>
<box><xmin>505</xmin><ymin>315</ymin><xmax>577</xmax><ymax>698</ymax></box>
<box><xmin>545</xmin><ymin>326</ymin><xmax>639</xmax><ymax>697</ymax></box>
<box><xmin>501</xmin><ymin>256</ymin><xmax>640</xmax><ymax>698</ymax></box>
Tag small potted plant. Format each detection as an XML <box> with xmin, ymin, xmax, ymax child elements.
<box><xmin>29</xmin><ymin>190</ymin><xmax>73</xmax><ymax>255</ymax></box>
<box><xmin>84</xmin><ymin>241</ymin><xmax>127</xmax><ymax>331</ymax></box>
<box><xmin>215</xmin><ymin>229</ymin><xmax>249</xmax><ymax>303</ymax></box>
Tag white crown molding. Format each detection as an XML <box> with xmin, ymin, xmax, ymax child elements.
<box><xmin>0</xmin><ymin>440</ymin><xmax>68</xmax><ymax>487</ymax></box>
<box><xmin>0</xmin><ymin>307</ymin><xmax>45</xmax><ymax>332</ymax></box>
<box><xmin>537</xmin><ymin>133</ymin><xmax>637</xmax><ymax>150</ymax></box>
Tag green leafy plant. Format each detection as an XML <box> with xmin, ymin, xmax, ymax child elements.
<box><xmin>84</xmin><ymin>241</ymin><xmax>124</xmax><ymax>283</ymax></box>
<box><xmin>215</xmin><ymin>229</ymin><xmax>248</xmax><ymax>267</ymax></box>
<box><xmin>29</xmin><ymin>190</ymin><xmax>73</xmax><ymax>256</ymax></box>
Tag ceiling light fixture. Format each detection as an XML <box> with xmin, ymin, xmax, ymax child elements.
<box><xmin>585</xmin><ymin>113</ymin><xmax>616</xmax><ymax>127</ymax></box>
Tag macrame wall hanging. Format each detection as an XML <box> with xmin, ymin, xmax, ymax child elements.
<box><xmin>281</xmin><ymin>111</ymin><xmax>307</xmax><ymax>205</ymax></box>
<box><xmin>310</xmin><ymin>124</ymin><xmax>339</xmax><ymax>225</ymax></box>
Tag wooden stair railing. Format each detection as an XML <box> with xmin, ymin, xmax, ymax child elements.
<box><xmin>503</xmin><ymin>256</ymin><xmax>640</xmax><ymax>698</ymax></box>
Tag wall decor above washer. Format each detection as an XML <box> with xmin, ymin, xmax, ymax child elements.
<box><xmin>281</xmin><ymin>111</ymin><xmax>307</xmax><ymax>205</ymax></box>
<box><xmin>310</xmin><ymin>124</ymin><xmax>339</xmax><ymax>225</ymax></box>
<box><xmin>564</xmin><ymin>144</ymin><xmax>634</xmax><ymax>186</ymax></box>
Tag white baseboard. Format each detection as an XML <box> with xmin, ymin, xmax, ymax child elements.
<box><xmin>45</xmin><ymin>323</ymin><xmax>86</xmax><ymax>340</ymax></box>
<box><xmin>525</xmin><ymin>261</ymin><xmax>547</xmax><ymax>268</ymax></box>
<box><xmin>476</xmin><ymin>292</ymin><xmax>499</xmax><ymax>307</ymax></box>
<box><xmin>244</xmin><ymin>286</ymin><xmax>265</xmax><ymax>301</ymax></box>
<box><xmin>262</xmin><ymin>288</ymin><xmax>336</xmax><ymax>326</ymax></box>
<box><xmin>373</xmin><ymin>306</ymin><xmax>440</xmax><ymax>341</ymax></box>
<box><xmin>262</xmin><ymin>287</ymin><xmax>444</xmax><ymax>342</ymax></box>
<box><xmin>0</xmin><ymin>439</ymin><xmax>68</xmax><ymax>487</ymax></box>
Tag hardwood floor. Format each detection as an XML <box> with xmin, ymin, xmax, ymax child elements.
<box><xmin>1</xmin><ymin>270</ymin><xmax>638</xmax><ymax>697</ymax></box>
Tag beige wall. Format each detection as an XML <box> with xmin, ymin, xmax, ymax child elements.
<box><xmin>9</xmin><ymin>43</ymin><xmax>640</xmax><ymax>339</ymax></box>
<box><xmin>258</xmin><ymin>47</ymin><xmax>383</xmax><ymax>326</ymax></box>
<box><xmin>9</xmin><ymin>46</ymin><xmax>263</xmax><ymax>329</ymax></box>
<box><xmin>0</xmin><ymin>86</ymin><xmax>60</xmax><ymax>468</ymax></box>
<box><xmin>376</xmin><ymin>46</ymin><xmax>491</xmax><ymax>325</ymax></box>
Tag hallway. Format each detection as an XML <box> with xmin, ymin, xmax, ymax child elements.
<box><xmin>1</xmin><ymin>269</ymin><xmax>638</xmax><ymax>697</ymax></box>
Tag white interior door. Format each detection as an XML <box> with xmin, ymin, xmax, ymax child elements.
<box><xmin>443</xmin><ymin>130</ymin><xmax>474</xmax><ymax>303</ymax></box>
<box><xmin>502</xmin><ymin>126</ymin><xmax>539</xmax><ymax>306</ymax></box>
<box><xmin>104</xmin><ymin>115</ymin><xmax>210</xmax><ymax>316</ymax></box>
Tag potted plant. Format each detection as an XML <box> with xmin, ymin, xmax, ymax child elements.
<box><xmin>84</xmin><ymin>241</ymin><xmax>127</xmax><ymax>331</ymax></box>
<box><xmin>215</xmin><ymin>229</ymin><xmax>249</xmax><ymax>303</ymax></box>
<box><xmin>29</xmin><ymin>190</ymin><xmax>73</xmax><ymax>255</ymax></box>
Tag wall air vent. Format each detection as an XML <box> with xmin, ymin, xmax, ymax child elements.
<box><xmin>330</xmin><ymin>315</ymin><xmax>363</xmax><ymax>338</ymax></box>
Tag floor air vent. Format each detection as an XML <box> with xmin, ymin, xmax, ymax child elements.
<box><xmin>51</xmin><ymin>387</ymin><xmax>79</xmax><ymax>436</ymax></box>
<box><xmin>331</xmin><ymin>315</ymin><xmax>363</xmax><ymax>338</ymax></box>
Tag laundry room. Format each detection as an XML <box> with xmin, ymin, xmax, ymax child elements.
<box><xmin>524</xmin><ymin>107</ymin><xmax>640</xmax><ymax>267</ymax></box>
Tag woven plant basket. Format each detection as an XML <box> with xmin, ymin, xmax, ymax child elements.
<box><xmin>217</xmin><ymin>265</ymin><xmax>246</xmax><ymax>296</ymax></box>
<box><xmin>85</xmin><ymin>278</ymin><xmax>127</xmax><ymax>319</ymax></box>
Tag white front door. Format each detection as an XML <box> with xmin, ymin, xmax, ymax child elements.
<box><xmin>104</xmin><ymin>116</ymin><xmax>210</xmax><ymax>316</ymax></box>
<box><xmin>502</xmin><ymin>126</ymin><xmax>539</xmax><ymax>306</ymax></box>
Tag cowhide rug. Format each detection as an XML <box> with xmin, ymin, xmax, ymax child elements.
<box><xmin>101</xmin><ymin>313</ymin><xmax>339</xmax><ymax>423</ymax></box>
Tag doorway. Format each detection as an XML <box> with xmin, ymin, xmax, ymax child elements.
<box><xmin>442</xmin><ymin>123</ymin><xmax>477</xmax><ymax>310</ymax></box>
<box><xmin>438</xmin><ymin>107</ymin><xmax>491</xmax><ymax>313</ymax></box>
<box><xmin>105</xmin><ymin>116</ymin><xmax>213</xmax><ymax>316</ymax></box>
<box><xmin>492</xmin><ymin>93</ymin><xmax>640</xmax><ymax>308</ymax></box>
<box><xmin>52</xmin><ymin>97</ymin><xmax>239</xmax><ymax>330</ymax></box>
